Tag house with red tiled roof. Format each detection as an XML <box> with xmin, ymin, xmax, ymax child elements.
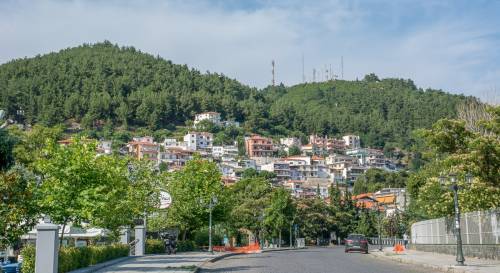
<box><xmin>127</xmin><ymin>136</ymin><xmax>159</xmax><ymax>161</ymax></box>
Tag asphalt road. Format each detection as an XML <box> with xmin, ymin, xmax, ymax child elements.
<box><xmin>199</xmin><ymin>247</ymin><xmax>439</xmax><ymax>273</ymax></box>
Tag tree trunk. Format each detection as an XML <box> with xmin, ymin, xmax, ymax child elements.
<box><xmin>60</xmin><ymin>220</ymin><xmax>67</xmax><ymax>249</ymax></box>
<box><xmin>278</xmin><ymin>230</ymin><xmax>282</xmax><ymax>248</ymax></box>
<box><xmin>182</xmin><ymin>229</ymin><xmax>187</xmax><ymax>241</ymax></box>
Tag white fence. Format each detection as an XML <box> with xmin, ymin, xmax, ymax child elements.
<box><xmin>411</xmin><ymin>209</ymin><xmax>500</xmax><ymax>245</ymax></box>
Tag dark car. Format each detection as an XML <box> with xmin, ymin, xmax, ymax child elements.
<box><xmin>344</xmin><ymin>234</ymin><xmax>368</xmax><ymax>254</ymax></box>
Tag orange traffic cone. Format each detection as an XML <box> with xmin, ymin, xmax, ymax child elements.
<box><xmin>393</xmin><ymin>243</ymin><xmax>404</xmax><ymax>254</ymax></box>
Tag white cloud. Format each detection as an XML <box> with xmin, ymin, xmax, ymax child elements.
<box><xmin>0</xmin><ymin>0</ymin><xmax>498</xmax><ymax>103</ymax></box>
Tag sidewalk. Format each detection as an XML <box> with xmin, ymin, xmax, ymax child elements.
<box><xmin>93</xmin><ymin>252</ymin><xmax>225</xmax><ymax>273</ymax></box>
<box><xmin>370</xmin><ymin>247</ymin><xmax>500</xmax><ymax>273</ymax></box>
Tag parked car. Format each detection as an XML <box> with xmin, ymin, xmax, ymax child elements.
<box><xmin>0</xmin><ymin>262</ymin><xmax>21</xmax><ymax>273</ymax></box>
<box><xmin>344</xmin><ymin>234</ymin><xmax>368</xmax><ymax>254</ymax></box>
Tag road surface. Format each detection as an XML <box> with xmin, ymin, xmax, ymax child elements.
<box><xmin>199</xmin><ymin>247</ymin><xmax>439</xmax><ymax>273</ymax></box>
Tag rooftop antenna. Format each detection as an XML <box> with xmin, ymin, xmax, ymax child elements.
<box><xmin>302</xmin><ymin>53</ymin><xmax>305</xmax><ymax>83</ymax></box>
<box><xmin>272</xmin><ymin>60</ymin><xmax>275</xmax><ymax>86</ymax></box>
<box><xmin>341</xmin><ymin>56</ymin><xmax>344</xmax><ymax>80</ymax></box>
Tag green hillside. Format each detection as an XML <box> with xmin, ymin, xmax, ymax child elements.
<box><xmin>0</xmin><ymin>42</ymin><xmax>471</xmax><ymax>148</ymax></box>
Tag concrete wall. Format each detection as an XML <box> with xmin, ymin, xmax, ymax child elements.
<box><xmin>409</xmin><ymin>244</ymin><xmax>500</xmax><ymax>260</ymax></box>
<box><xmin>410</xmin><ymin>209</ymin><xmax>500</xmax><ymax>260</ymax></box>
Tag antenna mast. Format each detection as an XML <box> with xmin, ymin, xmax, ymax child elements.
<box><xmin>302</xmin><ymin>53</ymin><xmax>305</xmax><ymax>83</ymax></box>
<box><xmin>341</xmin><ymin>56</ymin><xmax>344</xmax><ymax>80</ymax></box>
<box><xmin>313</xmin><ymin>68</ymin><xmax>316</xmax><ymax>82</ymax></box>
<box><xmin>272</xmin><ymin>60</ymin><xmax>275</xmax><ymax>86</ymax></box>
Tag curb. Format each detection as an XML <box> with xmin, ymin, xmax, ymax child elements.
<box><xmin>262</xmin><ymin>247</ymin><xmax>307</xmax><ymax>253</ymax></box>
<box><xmin>193</xmin><ymin>252</ymin><xmax>244</xmax><ymax>273</ymax></box>
<box><xmin>193</xmin><ymin>248</ymin><xmax>307</xmax><ymax>272</ymax></box>
<box><xmin>67</xmin><ymin>256</ymin><xmax>135</xmax><ymax>273</ymax></box>
<box><xmin>369</xmin><ymin>251</ymin><xmax>470</xmax><ymax>273</ymax></box>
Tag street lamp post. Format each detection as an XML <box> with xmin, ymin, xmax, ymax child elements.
<box><xmin>439</xmin><ymin>173</ymin><xmax>473</xmax><ymax>266</ymax></box>
<box><xmin>200</xmin><ymin>195</ymin><xmax>218</xmax><ymax>254</ymax></box>
<box><xmin>372</xmin><ymin>202</ymin><xmax>384</xmax><ymax>251</ymax></box>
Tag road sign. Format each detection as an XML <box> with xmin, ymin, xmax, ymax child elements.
<box><xmin>159</xmin><ymin>191</ymin><xmax>172</xmax><ymax>209</ymax></box>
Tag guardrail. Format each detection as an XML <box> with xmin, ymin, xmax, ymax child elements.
<box><xmin>368</xmin><ymin>237</ymin><xmax>405</xmax><ymax>246</ymax></box>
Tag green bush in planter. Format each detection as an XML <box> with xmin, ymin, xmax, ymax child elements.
<box><xmin>145</xmin><ymin>239</ymin><xmax>165</xmax><ymax>254</ymax></box>
<box><xmin>20</xmin><ymin>244</ymin><xmax>129</xmax><ymax>273</ymax></box>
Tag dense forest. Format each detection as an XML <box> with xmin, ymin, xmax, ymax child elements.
<box><xmin>0</xmin><ymin>41</ymin><xmax>471</xmax><ymax>149</ymax></box>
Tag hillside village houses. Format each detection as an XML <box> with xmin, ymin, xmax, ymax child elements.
<box><xmin>194</xmin><ymin>111</ymin><xmax>240</xmax><ymax>127</ymax></box>
<box><xmin>122</xmin><ymin>112</ymin><xmax>405</xmax><ymax>210</ymax></box>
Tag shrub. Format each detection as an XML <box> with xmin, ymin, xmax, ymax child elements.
<box><xmin>145</xmin><ymin>239</ymin><xmax>165</xmax><ymax>254</ymax></box>
<box><xmin>20</xmin><ymin>244</ymin><xmax>129</xmax><ymax>273</ymax></box>
<box><xmin>193</xmin><ymin>229</ymin><xmax>223</xmax><ymax>247</ymax></box>
<box><xmin>20</xmin><ymin>245</ymin><xmax>36</xmax><ymax>273</ymax></box>
<box><xmin>176</xmin><ymin>240</ymin><xmax>196</xmax><ymax>252</ymax></box>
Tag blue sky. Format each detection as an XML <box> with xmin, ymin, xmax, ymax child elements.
<box><xmin>1</xmin><ymin>0</ymin><xmax>499</xmax><ymax>103</ymax></box>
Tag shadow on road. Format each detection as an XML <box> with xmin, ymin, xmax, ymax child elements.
<box><xmin>200</xmin><ymin>265</ymin><xmax>264</xmax><ymax>272</ymax></box>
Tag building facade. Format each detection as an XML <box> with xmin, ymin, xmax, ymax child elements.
<box><xmin>245</xmin><ymin>134</ymin><xmax>274</xmax><ymax>157</ymax></box>
<box><xmin>184</xmin><ymin>132</ymin><xmax>213</xmax><ymax>151</ymax></box>
<box><xmin>194</xmin><ymin>112</ymin><xmax>221</xmax><ymax>125</ymax></box>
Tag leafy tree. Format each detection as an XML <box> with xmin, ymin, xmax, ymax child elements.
<box><xmin>164</xmin><ymin>156</ymin><xmax>226</xmax><ymax>240</ymax></box>
<box><xmin>228</xmin><ymin>176</ymin><xmax>272</xmax><ymax>243</ymax></box>
<box><xmin>355</xmin><ymin>210</ymin><xmax>377</xmax><ymax>237</ymax></box>
<box><xmin>264</xmin><ymin>188</ymin><xmax>295</xmax><ymax>247</ymax></box>
<box><xmin>295</xmin><ymin>198</ymin><xmax>335</xmax><ymax>245</ymax></box>
<box><xmin>0</xmin><ymin>128</ymin><xmax>16</xmax><ymax>170</ymax></box>
<box><xmin>288</xmin><ymin>145</ymin><xmax>301</xmax><ymax>156</ymax></box>
<box><xmin>363</xmin><ymin>73</ymin><xmax>380</xmax><ymax>82</ymax></box>
<box><xmin>0</xmin><ymin>165</ymin><xmax>40</xmax><ymax>248</ymax></box>
<box><xmin>8</xmin><ymin>125</ymin><xmax>64</xmax><ymax>167</ymax></box>
<box><xmin>408</xmin><ymin>105</ymin><xmax>500</xmax><ymax>218</ymax></box>
<box><xmin>35</xmin><ymin>138</ymin><xmax>158</xmax><ymax>243</ymax></box>
<box><xmin>89</xmin><ymin>158</ymin><xmax>161</xmax><ymax>235</ymax></box>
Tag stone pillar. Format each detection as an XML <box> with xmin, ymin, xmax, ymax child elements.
<box><xmin>120</xmin><ymin>227</ymin><xmax>130</xmax><ymax>245</ymax></box>
<box><xmin>35</xmin><ymin>224</ymin><xmax>59</xmax><ymax>273</ymax></box>
<box><xmin>134</xmin><ymin>225</ymin><xmax>145</xmax><ymax>256</ymax></box>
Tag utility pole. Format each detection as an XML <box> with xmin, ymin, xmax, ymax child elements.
<box><xmin>272</xmin><ymin>60</ymin><xmax>275</xmax><ymax>86</ymax></box>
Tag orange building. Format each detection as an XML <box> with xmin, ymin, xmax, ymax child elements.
<box><xmin>245</xmin><ymin>134</ymin><xmax>274</xmax><ymax>157</ymax></box>
<box><xmin>127</xmin><ymin>137</ymin><xmax>159</xmax><ymax>161</ymax></box>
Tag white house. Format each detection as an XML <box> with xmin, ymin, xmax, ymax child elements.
<box><xmin>280</xmin><ymin>137</ymin><xmax>301</xmax><ymax>151</ymax></box>
<box><xmin>97</xmin><ymin>140</ymin><xmax>112</xmax><ymax>155</ymax></box>
<box><xmin>343</xmin><ymin>135</ymin><xmax>361</xmax><ymax>149</ymax></box>
<box><xmin>212</xmin><ymin>144</ymin><xmax>238</xmax><ymax>160</ymax></box>
<box><xmin>194</xmin><ymin>112</ymin><xmax>221</xmax><ymax>125</ymax></box>
<box><xmin>184</xmin><ymin>132</ymin><xmax>213</xmax><ymax>151</ymax></box>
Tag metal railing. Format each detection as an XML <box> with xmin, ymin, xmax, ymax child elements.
<box><xmin>368</xmin><ymin>237</ymin><xmax>405</xmax><ymax>246</ymax></box>
<box><xmin>128</xmin><ymin>239</ymin><xmax>139</xmax><ymax>256</ymax></box>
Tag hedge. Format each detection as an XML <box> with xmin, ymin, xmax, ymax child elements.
<box><xmin>145</xmin><ymin>239</ymin><xmax>165</xmax><ymax>254</ymax></box>
<box><xmin>21</xmin><ymin>244</ymin><xmax>129</xmax><ymax>273</ymax></box>
<box><xmin>177</xmin><ymin>240</ymin><xmax>196</xmax><ymax>252</ymax></box>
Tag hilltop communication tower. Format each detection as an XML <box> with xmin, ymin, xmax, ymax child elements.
<box><xmin>341</xmin><ymin>56</ymin><xmax>344</xmax><ymax>80</ymax></box>
<box><xmin>272</xmin><ymin>60</ymin><xmax>275</xmax><ymax>86</ymax></box>
<box><xmin>302</xmin><ymin>53</ymin><xmax>305</xmax><ymax>83</ymax></box>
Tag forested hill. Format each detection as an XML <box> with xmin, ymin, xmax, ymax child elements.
<box><xmin>0</xmin><ymin>41</ymin><xmax>470</xmax><ymax>148</ymax></box>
